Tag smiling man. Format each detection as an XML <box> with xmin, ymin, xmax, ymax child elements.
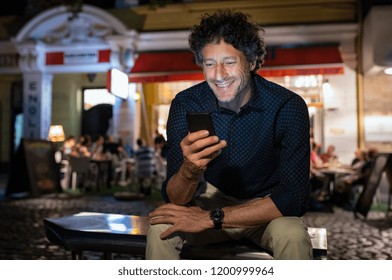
<box><xmin>146</xmin><ymin>9</ymin><xmax>312</xmax><ymax>260</ymax></box>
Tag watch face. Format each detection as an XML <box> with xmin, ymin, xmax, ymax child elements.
<box><xmin>210</xmin><ymin>208</ymin><xmax>224</xmax><ymax>230</ymax></box>
<box><xmin>210</xmin><ymin>208</ymin><xmax>224</xmax><ymax>221</ymax></box>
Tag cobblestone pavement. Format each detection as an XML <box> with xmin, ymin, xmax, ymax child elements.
<box><xmin>0</xmin><ymin>190</ymin><xmax>392</xmax><ymax>260</ymax></box>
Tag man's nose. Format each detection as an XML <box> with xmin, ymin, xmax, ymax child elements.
<box><xmin>214</xmin><ymin>64</ymin><xmax>227</xmax><ymax>80</ymax></box>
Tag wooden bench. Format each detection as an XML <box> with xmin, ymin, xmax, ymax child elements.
<box><xmin>44</xmin><ymin>212</ymin><xmax>328</xmax><ymax>260</ymax></box>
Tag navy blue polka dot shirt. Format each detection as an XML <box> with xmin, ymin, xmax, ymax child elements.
<box><xmin>162</xmin><ymin>74</ymin><xmax>311</xmax><ymax>216</ymax></box>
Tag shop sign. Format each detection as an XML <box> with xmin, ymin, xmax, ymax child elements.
<box><xmin>64</xmin><ymin>51</ymin><xmax>98</xmax><ymax>64</ymax></box>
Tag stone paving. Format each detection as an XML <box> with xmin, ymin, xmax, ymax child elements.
<box><xmin>0</xmin><ymin>189</ymin><xmax>163</xmax><ymax>260</ymax></box>
<box><xmin>302</xmin><ymin>207</ymin><xmax>392</xmax><ymax>259</ymax></box>
<box><xmin>0</xmin><ymin>189</ymin><xmax>391</xmax><ymax>260</ymax></box>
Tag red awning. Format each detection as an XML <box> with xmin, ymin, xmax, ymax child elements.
<box><xmin>264</xmin><ymin>45</ymin><xmax>342</xmax><ymax>67</ymax></box>
<box><xmin>131</xmin><ymin>51</ymin><xmax>200</xmax><ymax>73</ymax></box>
<box><xmin>129</xmin><ymin>45</ymin><xmax>343</xmax><ymax>83</ymax></box>
<box><xmin>129</xmin><ymin>51</ymin><xmax>202</xmax><ymax>83</ymax></box>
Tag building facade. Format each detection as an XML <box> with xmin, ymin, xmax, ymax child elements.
<box><xmin>0</xmin><ymin>0</ymin><xmax>391</xmax><ymax>170</ymax></box>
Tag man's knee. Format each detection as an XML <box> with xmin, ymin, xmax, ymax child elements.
<box><xmin>147</xmin><ymin>223</ymin><xmax>176</xmax><ymax>247</ymax></box>
<box><xmin>148</xmin><ymin>223</ymin><xmax>168</xmax><ymax>238</ymax></box>
<box><xmin>268</xmin><ymin>217</ymin><xmax>309</xmax><ymax>242</ymax></box>
<box><xmin>264</xmin><ymin>217</ymin><xmax>312</xmax><ymax>259</ymax></box>
<box><xmin>146</xmin><ymin>224</ymin><xmax>184</xmax><ymax>260</ymax></box>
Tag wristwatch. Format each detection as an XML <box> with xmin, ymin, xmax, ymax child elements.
<box><xmin>210</xmin><ymin>208</ymin><xmax>225</xmax><ymax>230</ymax></box>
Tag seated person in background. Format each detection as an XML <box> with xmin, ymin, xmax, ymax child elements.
<box><xmin>103</xmin><ymin>135</ymin><xmax>120</xmax><ymax>158</ymax></box>
<box><xmin>350</xmin><ymin>149</ymin><xmax>367</xmax><ymax>170</ymax></box>
<box><xmin>154</xmin><ymin>134</ymin><xmax>169</xmax><ymax>180</ymax></box>
<box><xmin>88</xmin><ymin>135</ymin><xmax>108</xmax><ymax>187</ymax></box>
<box><xmin>146</xmin><ymin>10</ymin><xmax>312</xmax><ymax>260</ymax></box>
<box><xmin>73</xmin><ymin>134</ymin><xmax>92</xmax><ymax>158</ymax></box>
<box><xmin>154</xmin><ymin>134</ymin><xmax>169</xmax><ymax>160</ymax></box>
<box><xmin>320</xmin><ymin>144</ymin><xmax>338</xmax><ymax>165</ymax></box>
<box><xmin>118</xmin><ymin>135</ymin><xmax>134</xmax><ymax>157</ymax></box>
<box><xmin>310</xmin><ymin>141</ymin><xmax>322</xmax><ymax>167</ymax></box>
<box><xmin>310</xmin><ymin>142</ymin><xmax>331</xmax><ymax>202</ymax></box>
<box><xmin>106</xmin><ymin>135</ymin><xmax>129</xmax><ymax>160</ymax></box>
<box><xmin>118</xmin><ymin>137</ymin><xmax>134</xmax><ymax>158</ymax></box>
<box><xmin>91</xmin><ymin>135</ymin><xmax>107</xmax><ymax>160</ymax></box>
<box><xmin>102</xmin><ymin>135</ymin><xmax>132</xmax><ymax>184</ymax></box>
<box><xmin>135</xmin><ymin>138</ymin><xmax>156</xmax><ymax>195</ymax></box>
<box><xmin>351</xmin><ymin>149</ymin><xmax>367</xmax><ymax>169</ymax></box>
<box><xmin>60</xmin><ymin>135</ymin><xmax>77</xmax><ymax>159</ymax></box>
<box><xmin>334</xmin><ymin>147</ymin><xmax>379</xmax><ymax>210</ymax></box>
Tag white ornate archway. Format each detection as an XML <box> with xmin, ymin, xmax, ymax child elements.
<box><xmin>14</xmin><ymin>4</ymin><xmax>137</xmax><ymax>73</ymax></box>
<box><xmin>12</xmin><ymin>4</ymin><xmax>138</xmax><ymax>140</ymax></box>
<box><xmin>15</xmin><ymin>4</ymin><xmax>128</xmax><ymax>43</ymax></box>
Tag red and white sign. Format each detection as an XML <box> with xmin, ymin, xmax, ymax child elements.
<box><xmin>45</xmin><ymin>50</ymin><xmax>111</xmax><ymax>65</ymax></box>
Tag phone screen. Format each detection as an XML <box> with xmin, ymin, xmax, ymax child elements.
<box><xmin>186</xmin><ymin>112</ymin><xmax>216</xmax><ymax>136</ymax></box>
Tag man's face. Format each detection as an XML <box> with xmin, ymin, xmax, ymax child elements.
<box><xmin>202</xmin><ymin>40</ymin><xmax>254</xmax><ymax>105</ymax></box>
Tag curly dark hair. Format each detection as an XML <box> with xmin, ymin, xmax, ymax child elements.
<box><xmin>188</xmin><ymin>9</ymin><xmax>267</xmax><ymax>74</ymax></box>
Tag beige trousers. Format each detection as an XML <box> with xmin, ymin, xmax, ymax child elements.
<box><xmin>146</xmin><ymin>184</ymin><xmax>313</xmax><ymax>260</ymax></box>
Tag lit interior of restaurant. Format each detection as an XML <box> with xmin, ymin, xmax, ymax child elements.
<box><xmin>0</xmin><ymin>0</ymin><xmax>392</xmax><ymax>263</ymax></box>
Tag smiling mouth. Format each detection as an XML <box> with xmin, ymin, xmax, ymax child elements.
<box><xmin>215</xmin><ymin>80</ymin><xmax>234</xmax><ymax>88</ymax></box>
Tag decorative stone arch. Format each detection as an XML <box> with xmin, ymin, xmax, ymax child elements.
<box><xmin>11</xmin><ymin>4</ymin><xmax>138</xmax><ymax>141</ymax></box>
<box><xmin>14</xmin><ymin>4</ymin><xmax>128</xmax><ymax>43</ymax></box>
<box><xmin>13</xmin><ymin>4</ymin><xmax>137</xmax><ymax>73</ymax></box>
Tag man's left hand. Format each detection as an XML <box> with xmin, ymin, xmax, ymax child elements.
<box><xmin>149</xmin><ymin>203</ymin><xmax>211</xmax><ymax>239</ymax></box>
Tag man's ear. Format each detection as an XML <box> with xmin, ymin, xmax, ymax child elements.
<box><xmin>250</xmin><ymin>61</ymin><xmax>256</xmax><ymax>71</ymax></box>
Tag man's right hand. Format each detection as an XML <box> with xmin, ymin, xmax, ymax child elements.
<box><xmin>181</xmin><ymin>130</ymin><xmax>227</xmax><ymax>176</ymax></box>
<box><xmin>165</xmin><ymin>130</ymin><xmax>227</xmax><ymax>205</ymax></box>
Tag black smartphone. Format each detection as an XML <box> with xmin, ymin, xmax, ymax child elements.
<box><xmin>186</xmin><ymin>112</ymin><xmax>216</xmax><ymax>136</ymax></box>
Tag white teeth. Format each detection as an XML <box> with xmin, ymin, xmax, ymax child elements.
<box><xmin>216</xmin><ymin>81</ymin><xmax>232</xmax><ymax>88</ymax></box>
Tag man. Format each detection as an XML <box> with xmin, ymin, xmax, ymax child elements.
<box><xmin>320</xmin><ymin>144</ymin><xmax>338</xmax><ymax>164</ymax></box>
<box><xmin>134</xmin><ymin>138</ymin><xmax>156</xmax><ymax>195</ymax></box>
<box><xmin>146</xmin><ymin>9</ymin><xmax>312</xmax><ymax>260</ymax></box>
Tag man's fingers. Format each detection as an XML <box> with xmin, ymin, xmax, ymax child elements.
<box><xmin>148</xmin><ymin>205</ymin><xmax>209</xmax><ymax>239</ymax></box>
<box><xmin>182</xmin><ymin>130</ymin><xmax>209</xmax><ymax>145</ymax></box>
<box><xmin>149</xmin><ymin>203</ymin><xmax>187</xmax><ymax>218</ymax></box>
<box><xmin>150</xmin><ymin>216</ymin><xmax>172</xmax><ymax>225</ymax></box>
<box><xmin>196</xmin><ymin>140</ymin><xmax>226</xmax><ymax>158</ymax></box>
<box><xmin>182</xmin><ymin>131</ymin><xmax>223</xmax><ymax>153</ymax></box>
<box><xmin>190</xmin><ymin>136</ymin><xmax>219</xmax><ymax>152</ymax></box>
<box><xmin>159</xmin><ymin>226</ymin><xmax>178</xmax><ymax>239</ymax></box>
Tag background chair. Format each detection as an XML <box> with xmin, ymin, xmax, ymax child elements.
<box><xmin>59</xmin><ymin>159</ymin><xmax>70</xmax><ymax>191</ymax></box>
<box><xmin>68</xmin><ymin>156</ymin><xmax>91</xmax><ymax>191</ymax></box>
<box><xmin>354</xmin><ymin>153</ymin><xmax>392</xmax><ymax>219</ymax></box>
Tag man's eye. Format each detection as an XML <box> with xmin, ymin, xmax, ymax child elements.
<box><xmin>205</xmin><ymin>62</ymin><xmax>215</xmax><ymax>67</ymax></box>
<box><xmin>225</xmin><ymin>61</ymin><xmax>236</xmax><ymax>66</ymax></box>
